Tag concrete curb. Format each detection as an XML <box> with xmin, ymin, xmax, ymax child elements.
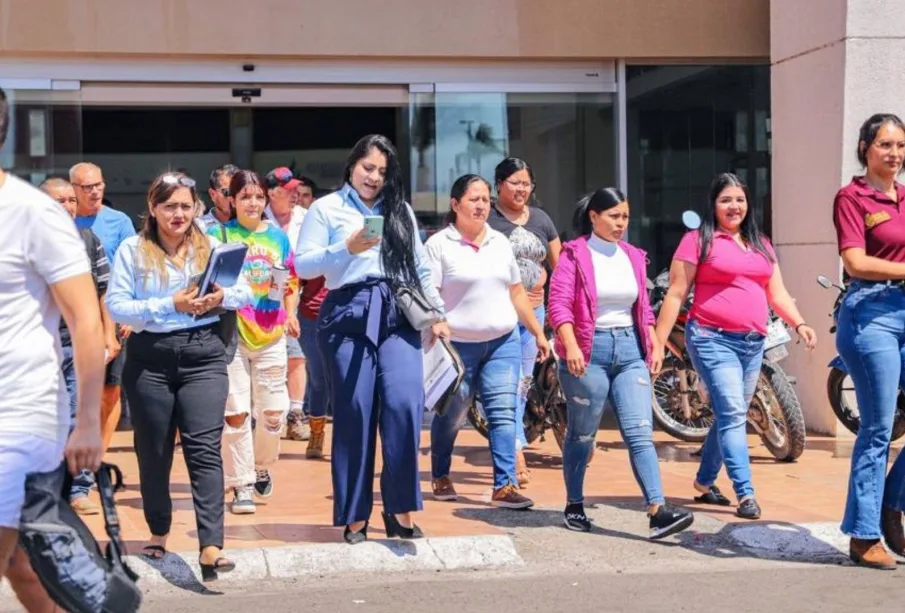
<box><xmin>0</xmin><ymin>535</ymin><xmax>523</xmax><ymax>598</ymax></box>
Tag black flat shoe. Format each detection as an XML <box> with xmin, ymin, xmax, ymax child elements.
<box><xmin>737</xmin><ymin>498</ymin><xmax>762</xmax><ymax>520</ymax></box>
<box><xmin>693</xmin><ymin>485</ymin><xmax>731</xmax><ymax>507</ymax></box>
<box><xmin>199</xmin><ymin>556</ymin><xmax>235</xmax><ymax>582</ymax></box>
<box><xmin>382</xmin><ymin>512</ymin><xmax>424</xmax><ymax>539</ymax></box>
<box><xmin>344</xmin><ymin>521</ymin><xmax>369</xmax><ymax>545</ymax></box>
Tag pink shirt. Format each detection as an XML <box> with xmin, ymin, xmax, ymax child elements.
<box><xmin>673</xmin><ymin>230</ymin><xmax>776</xmax><ymax>334</ymax></box>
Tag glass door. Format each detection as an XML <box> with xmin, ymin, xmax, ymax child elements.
<box><xmin>409</xmin><ymin>89</ymin><xmax>616</xmax><ymax>240</ymax></box>
<box><xmin>0</xmin><ymin>85</ymin><xmax>82</xmax><ymax>186</ymax></box>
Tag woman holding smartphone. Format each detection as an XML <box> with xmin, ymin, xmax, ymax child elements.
<box><xmin>209</xmin><ymin>169</ymin><xmax>298</xmax><ymax>516</ymax></box>
<box><xmin>295</xmin><ymin>134</ymin><xmax>449</xmax><ymax>544</ymax></box>
<box><xmin>106</xmin><ymin>171</ymin><xmax>252</xmax><ymax>580</ymax></box>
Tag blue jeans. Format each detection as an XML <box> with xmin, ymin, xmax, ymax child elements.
<box><xmin>516</xmin><ymin>305</ymin><xmax>545</xmax><ymax>450</ymax></box>
<box><xmin>837</xmin><ymin>281</ymin><xmax>905</xmax><ymax>539</ymax></box>
<box><xmin>686</xmin><ymin>319</ymin><xmax>763</xmax><ymax>502</ymax></box>
<box><xmin>558</xmin><ymin>327</ymin><xmax>664</xmax><ymax>505</ymax></box>
<box><xmin>299</xmin><ymin>316</ymin><xmax>329</xmax><ymax>418</ymax></box>
<box><xmin>61</xmin><ymin>344</ymin><xmax>95</xmax><ymax>500</ymax></box>
<box><xmin>431</xmin><ymin>329</ymin><xmax>521</xmax><ymax>489</ymax></box>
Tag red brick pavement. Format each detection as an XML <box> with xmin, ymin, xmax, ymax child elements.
<box><xmin>81</xmin><ymin>426</ymin><xmax>861</xmax><ymax>554</ymax></box>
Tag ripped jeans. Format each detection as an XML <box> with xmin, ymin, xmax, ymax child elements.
<box><xmin>223</xmin><ymin>336</ymin><xmax>290</xmax><ymax>488</ymax></box>
<box><xmin>558</xmin><ymin>327</ymin><xmax>664</xmax><ymax>506</ymax></box>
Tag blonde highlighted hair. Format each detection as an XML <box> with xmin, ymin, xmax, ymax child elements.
<box><xmin>136</xmin><ymin>171</ymin><xmax>211</xmax><ymax>286</ymax></box>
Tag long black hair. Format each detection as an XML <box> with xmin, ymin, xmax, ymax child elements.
<box><xmin>446</xmin><ymin>174</ymin><xmax>491</xmax><ymax>225</ymax></box>
<box><xmin>573</xmin><ymin>187</ymin><xmax>625</xmax><ymax>236</ymax></box>
<box><xmin>344</xmin><ymin>134</ymin><xmax>421</xmax><ymax>293</ymax></box>
<box><xmin>697</xmin><ymin>173</ymin><xmax>773</xmax><ymax>265</ymax></box>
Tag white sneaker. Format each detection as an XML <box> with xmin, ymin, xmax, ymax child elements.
<box><xmin>231</xmin><ymin>485</ymin><xmax>256</xmax><ymax>515</ymax></box>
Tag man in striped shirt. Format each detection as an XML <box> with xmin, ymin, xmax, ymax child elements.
<box><xmin>41</xmin><ymin>178</ymin><xmax>111</xmax><ymax>515</ymax></box>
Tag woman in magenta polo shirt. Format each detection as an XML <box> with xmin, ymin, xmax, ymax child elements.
<box><xmin>834</xmin><ymin>113</ymin><xmax>905</xmax><ymax>570</ymax></box>
<box><xmin>656</xmin><ymin>173</ymin><xmax>815</xmax><ymax>521</ymax></box>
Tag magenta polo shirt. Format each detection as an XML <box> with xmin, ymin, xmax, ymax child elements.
<box><xmin>833</xmin><ymin>176</ymin><xmax>905</xmax><ymax>262</ymax></box>
<box><xmin>673</xmin><ymin>230</ymin><xmax>776</xmax><ymax>334</ymax></box>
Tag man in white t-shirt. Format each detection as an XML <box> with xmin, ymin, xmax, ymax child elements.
<box><xmin>0</xmin><ymin>87</ymin><xmax>106</xmax><ymax>611</ymax></box>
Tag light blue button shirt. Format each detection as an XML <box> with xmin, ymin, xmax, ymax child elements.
<box><xmin>106</xmin><ymin>234</ymin><xmax>254</xmax><ymax>333</ymax></box>
<box><xmin>294</xmin><ymin>183</ymin><xmax>443</xmax><ymax>310</ymax></box>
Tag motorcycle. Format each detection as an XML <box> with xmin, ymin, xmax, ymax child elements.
<box><xmin>467</xmin><ymin>330</ymin><xmax>568</xmax><ymax>451</ymax></box>
<box><xmin>816</xmin><ymin>275</ymin><xmax>905</xmax><ymax>440</ymax></box>
<box><xmin>647</xmin><ymin>211</ymin><xmax>807</xmax><ymax>462</ymax></box>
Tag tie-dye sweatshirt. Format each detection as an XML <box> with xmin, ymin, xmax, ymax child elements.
<box><xmin>209</xmin><ymin>220</ymin><xmax>298</xmax><ymax>350</ymax></box>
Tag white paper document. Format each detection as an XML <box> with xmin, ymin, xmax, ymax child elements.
<box><xmin>422</xmin><ymin>337</ymin><xmax>461</xmax><ymax>412</ymax></box>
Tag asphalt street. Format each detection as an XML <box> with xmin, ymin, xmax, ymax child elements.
<box><xmin>138</xmin><ymin>566</ymin><xmax>902</xmax><ymax>613</ymax></box>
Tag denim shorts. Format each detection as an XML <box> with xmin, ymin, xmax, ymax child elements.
<box><xmin>286</xmin><ymin>333</ymin><xmax>304</xmax><ymax>359</ymax></box>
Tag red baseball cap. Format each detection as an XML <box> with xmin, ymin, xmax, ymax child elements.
<box><xmin>266</xmin><ymin>166</ymin><xmax>301</xmax><ymax>191</ymax></box>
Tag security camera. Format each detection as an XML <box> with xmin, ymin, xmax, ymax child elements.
<box><xmin>241</xmin><ymin>96</ymin><xmax>252</xmax><ymax>104</ymax></box>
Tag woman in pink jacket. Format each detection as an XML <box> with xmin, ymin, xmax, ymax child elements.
<box><xmin>548</xmin><ymin>188</ymin><xmax>694</xmax><ymax>538</ymax></box>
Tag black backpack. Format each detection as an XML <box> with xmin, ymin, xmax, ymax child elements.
<box><xmin>18</xmin><ymin>462</ymin><xmax>142</xmax><ymax>613</ymax></box>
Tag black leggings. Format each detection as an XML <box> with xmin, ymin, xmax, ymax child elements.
<box><xmin>123</xmin><ymin>325</ymin><xmax>228</xmax><ymax>550</ymax></box>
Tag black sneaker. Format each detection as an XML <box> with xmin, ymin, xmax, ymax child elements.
<box><xmin>649</xmin><ymin>503</ymin><xmax>694</xmax><ymax>540</ymax></box>
<box><xmin>254</xmin><ymin>468</ymin><xmax>274</xmax><ymax>499</ymax></box>
<box><xmin>563</xmin><ymin>503</ymin><xmax>592</xmax><ymax>532</ymax></box>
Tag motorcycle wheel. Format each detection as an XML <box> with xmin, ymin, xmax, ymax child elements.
<box><xmin>752</xmin><ymin>361</ymin><xmax>806</xmax><ymax>462</ymax></box>
<box><xmin>467</xmin><ymin>399</ymin><xmax>542</xmax><ymax>446</ymax></box>
<box><xmin>826</xmin><ymin>367</ymin><xmax>905</xmax><ymax>441</ymax></box>
<box><xmin>650</xmin><ymin>357</ymin><xmax>712</xmax><ymax>442</ymax></box>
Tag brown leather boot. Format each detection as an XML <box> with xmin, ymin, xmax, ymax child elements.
<box><xmin>882</xmin><ymin>507</ymin><xmax>905</xmax><ymax>557</ymax></box>
<box><xmin>850</xmin><ymin>538</ymin><xmax>896</xmax><ymax>570</ymax></box>
<box><xmin>306</xmin><ymin>417</ymin><xmax>327</xmax><ymax>459</ymax></box>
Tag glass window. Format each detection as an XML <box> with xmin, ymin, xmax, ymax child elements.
<box><xmin>626</xmin><ymin>65</ymin><xmax>770</xmax><ymax>274</ymax></box>
<box><xmin>410</xmin><ymin>92</ymin><xmax>616</xmax><ymax>240</ymax></box>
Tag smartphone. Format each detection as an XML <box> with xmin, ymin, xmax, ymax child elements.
<box><xmin>362</xmin><ymin>215</ymin><xmax>384</xmax><ymax>239</ymax></box>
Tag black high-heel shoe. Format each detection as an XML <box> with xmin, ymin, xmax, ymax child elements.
<box><xmin>344</xmin><ymin>521</ymin><xmax>369</xmax><ymax>545</ymax></box>
<box><xmin>382</xmin><ymin>512</ymin><xmax>424</xmax><ymax>539</ymax></box>
<box><xmin>199</xmin><ymin>556</ymin><xmax>236</xmax><ymax>582</ymax></box>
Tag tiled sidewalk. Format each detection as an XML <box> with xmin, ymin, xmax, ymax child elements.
<box><xmin>81</xmin><ymin>424</ymin><xmax>863</xmax><ymax>555</ymax></box>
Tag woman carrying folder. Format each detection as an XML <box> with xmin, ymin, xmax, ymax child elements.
<box><xmin>209</xmin><ymin>169</ymin><xmax>299</xmax><ymax>516</ymax></box>
<box><xmin>295</xmin><ymin>134</ymin><xmax>449</xmax><ymax>544</ymax></box>
<box><xmin>424</xmin><ymin>174</ymin><xmax>549</xmax><ymax>508</ymax></box>
<box><xmin>106</xmin><ymin>171</ymin><xmax>253</xmax><ymax>580</ymax></box>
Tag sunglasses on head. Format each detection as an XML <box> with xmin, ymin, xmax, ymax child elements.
<box><xmin>161</xmin><ymin>174</ymin><xmax>196</xmax><ymax>188</ymax></box>
<box><xmin>274</xmin><ymin>168</ymin><xmax>294</xmax><ymax>183</ymax></box>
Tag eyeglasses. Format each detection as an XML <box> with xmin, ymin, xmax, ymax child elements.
<box><xmin>219</xmin><ymin>188</ymin><xmax>230</xmax><ymax>197</ymax></box>
<box><xmin>504</xmin><ymin>179</ymin><xmax>533</xmax><ymax>190</ymax></box>
<box><xmin>74</xmin><ymin>181</ymin><xmax>105</xmax><ymax>192</ymax></box>
<box><xmin>161</xmin><ymin>174</ymin><xmax>196</xmax><ymax>188</ymax></box>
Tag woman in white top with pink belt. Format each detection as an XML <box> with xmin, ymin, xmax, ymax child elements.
<box><xmin>425</xmin><ymin>174</ymin><xmax>549</xmax><ymax>509</ymax></box>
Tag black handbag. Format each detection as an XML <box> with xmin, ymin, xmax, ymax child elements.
<box><xmin>213</xmin><ymin>224</ymin><xmax>239</xmax><ymax>362</ymax></box>
<box><xmin>18</xmin><ymin>463</ymin><xmax>141</xmax><ymax>613</ymax></box>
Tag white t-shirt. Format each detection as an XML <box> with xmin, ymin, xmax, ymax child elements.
<box><xmin>266</xmin><ymin>204</ymin><xmax>306</xmax><ymax>252</ymax></box>
<box><xmin>425</xmin><ymin>224</ymin><xmax>521</xmax><ymax>343</ymax></box>
<box><xmin>588</xmin><ymin>233</ymin><xmax>638</xmax><ymax>329</ymax></box>
<box><xmin>0</xmin><ymin>174</ymin><xmax>91</xmax><ymax>442</ymax></box>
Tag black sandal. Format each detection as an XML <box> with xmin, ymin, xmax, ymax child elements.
<box><xmin>693</xmin><ymin>485</ymin><xmax>731</xmax><ymax>507</ymax></box>
<box><xmin>199</xmin><ymin>556</ymin><xmax>236</xmax><ymax>582</ymax></box>
<box><xmin>140</xmin><ymin>545</ymin><xmax>167</xmax><ymax>560</ymax></box>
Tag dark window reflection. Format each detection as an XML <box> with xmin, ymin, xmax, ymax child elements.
<box><xmin>627</xmin><ymin>65</ymin><xmax>771</xmax><ymax>274</ymax></box>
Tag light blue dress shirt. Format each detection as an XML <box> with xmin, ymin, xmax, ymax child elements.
<box><xmin>106</xmin><ymin>234</ymin><xmax>254</xmax><ymax>333</ymax></box>
<box><xmin>294</xmin><ymin>183</ymin><xmax>444</xmax><ymax>310</ymax></box>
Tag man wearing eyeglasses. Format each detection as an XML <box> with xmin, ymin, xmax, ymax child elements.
<box><xmin>200</xmin><ymin>164</ymin><xmax>240</xmax><ymax>230</ymax></box>
<box><xmin>71</xmin><ymin>162</ymin><xmax>135</xmax><ymax>496</ymax></box>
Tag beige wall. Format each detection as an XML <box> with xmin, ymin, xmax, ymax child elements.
<box><xmin>770</xmin><ymin>0</ymin><xmax>905</xmax><ymax>434</ymax></box>
<box><xmin>0</xmin><ymin>0</ymin><xmax>768</xmax><ymax>60</ymax></box>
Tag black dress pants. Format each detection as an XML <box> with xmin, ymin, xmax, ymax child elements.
<box><xmin>123</xmin><ymin>325</ymin><xmax>228</xmax><ymax>550</ymax></box>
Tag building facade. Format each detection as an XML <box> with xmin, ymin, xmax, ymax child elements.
<box><xmin>9</xmin><ymin>0</ymin><xmax>862</xmax><ymax>432</ymax></box>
